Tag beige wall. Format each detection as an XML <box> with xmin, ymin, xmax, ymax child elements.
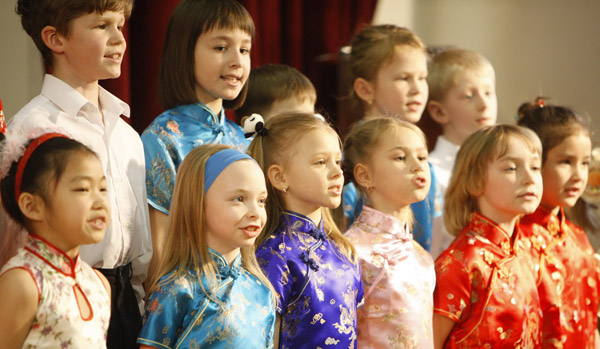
<box><xmin>0</xmin><ymin>1</ymin><xmax>44</xmax><ymax>120</ymax></box>
<box><xmin>374</xmin><ymin>0</ymin><xmax>600</xmax><ymax>136</ymax></box>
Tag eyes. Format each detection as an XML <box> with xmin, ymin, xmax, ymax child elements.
<box><xmin>233</xmin><ymin>196</ymin><xmax>267</xmax><ymax>206</ymax></box>
<box><xmin>558</xmin><ymin>158</ymin><xmax>590</xmax><ymax>167</ymax></box>
<box><xmin>214</xmin><ymin>45</ymin><xmax>251</xmax><ymax>55</ymax></box>
<box><xmin>393</xmin><ymin>154</ymin><xmax>428</xmax><ymax>162</ymax></box>
<box><xmin>314</xmin><ymin>158</ymin><xmax>342</xmax><ymax>166</ymax></box>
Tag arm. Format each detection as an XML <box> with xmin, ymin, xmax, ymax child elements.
<box><xmin>595</xmin><ymin>329</ymin><xmax>600</xmax><ymax>349</ymax></box>
<box><xmin>0</xmin><ymin>269</ymin><xmax>38</xmax><ymax>348</ymax></box>
<box><xmin>433</xmin><ymin>313</ymin><xmax>455</xmax><ymax>349</ymax></box>
<box><xmin>146</xmin><ymin>206</ymin><xmax>169</xmax><ymax>292</ymax></box>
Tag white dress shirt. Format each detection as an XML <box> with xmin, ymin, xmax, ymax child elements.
<box><xmin>8</xmin><ymin>74</ymin><xmax>152</xmax><ymax>308</ymax></box>
<box><xmin>429</xmin><ymin>135</ymin><xmax>460</xmax><ymax>259</ymax></box>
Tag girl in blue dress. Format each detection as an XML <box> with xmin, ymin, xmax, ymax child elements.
<box><xmin>141</xmin><ymin>0</ymin><xmax>255</xmax><ymax>281</ymax></box>
<box><xmin>247</xmin><ymin>113</ymin><xmax>364</xmax><ymax>348</ymax></box>
<box><xmin>138</xmin><ymin>144</ymin><xmax>276</xmax><ymax>349</ymax></box>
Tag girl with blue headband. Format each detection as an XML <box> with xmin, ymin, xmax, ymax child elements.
<box><xmin>247</xmin><ymin>112</ymin><xmax>363</xmax><ymax>348</ymax></box>
<box><xmin>138</xmin><ymin>144</ymin><xmax>276</xmax><ymax>348</ymax></box>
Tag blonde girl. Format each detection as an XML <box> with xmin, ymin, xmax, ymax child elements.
<box><xmin>344</xmin><ymin>24</ymin><xmax>441</xmax><ymax>251</ymax></box>
<box><xmin>247</xmin><ymin>112</ymin><xmax>363</xmax><ymax>348</ymax></box>
<box><xmin>138</xmin><ymin>144</ymin><xmax>276</xmax><ymax>348</ymax></box>
<box><xmin>141</xmin><ymin>0</ymin><xmax>255</xmax><ymax>282</ymax></box>
<box><xmin>0</xmin><ymin>131</ymin><xmax>111</xmax><ymax>348</ymax></box>
<box><xmin>517</xmin><ymin>100</ymin><xmax>600</xmax><ymax>347</ymax></box>
<box><xmin>343</xmin><ymin>117</ymin><xmax>435</xmax><ymax>348</ymax></box>
<box><xmin>433</xmin><ymin>125</ymin><xmax>544</xmax><ymax>347</ymax></box>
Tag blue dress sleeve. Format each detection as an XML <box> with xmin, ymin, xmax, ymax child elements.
<box><xmin>256</xmin><ymin>238</ymin><xmax>295</xmax><ymax>314</ymax></box>
<box><xmin>142</xmin><ymin>124</ymin><xmax>178</xmax><ymax>214</ymax></box>
<box><xmin>137</xmin><ymin>280</ymin><xmax>190</xmax><ymax>349</ymax></box>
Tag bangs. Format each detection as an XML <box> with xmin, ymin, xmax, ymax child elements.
<box><xmin>202</xmin><ymin>4</ymin><xmax>255</xmax><ymax>39</ymax></box>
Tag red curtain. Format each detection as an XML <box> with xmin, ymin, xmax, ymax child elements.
<box><xmin>102</xmin><ymin>0</ymin><xmax>377</xmax><ymax>134</ymax></box>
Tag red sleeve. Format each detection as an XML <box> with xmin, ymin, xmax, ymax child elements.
<box><xmin>433</xmin><ymin>252</ymin><xmax>471</xmax><ymax>323</ymax></box>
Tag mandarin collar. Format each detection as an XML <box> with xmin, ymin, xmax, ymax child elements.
<box><xmin>208</xmin><ymin>248</ymin><xmax>242</xmax><ymax>280</ymax></box>
<box><xmin>469</xmin><ymin>212</ymin><xmax>516</xmax><ymax>250</ymax></box>
<box><xmin>356</xmin><ymin>206</ymin><xmax>412</xmax><ymax>241</ymax></box>
<box><xmin>24</xmin><ymin>234</ymin><xmax>80</xmax><ymax>278</ymax></box>
<box><xmin>528</xmin><ymin>206</ymin><xmax>565</xmax><ymax>237</ymax></box>
<box><xmin>282</xmin><ymin>211</ymin><xmax>326</xmax><ymax>239</ymax></box>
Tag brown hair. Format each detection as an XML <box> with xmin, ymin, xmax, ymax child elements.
<box><xmin>16</xmin><ymin>0</ymin><xmax>133</xmax><ymax>67</ymax></box>
<box><xmin>444</xmin><ymin>125</ymin><xmax>542</xmax><ymax>235</ymax></box>
<box><xmin>247</xmin><ymin>112</ymin><xmax>357</xmax><ymax>262</ymax></box>
<box><xmin>158</xmin><ymin>0</ymin><xmax>255</xmax><ymax>111</ymax></box>
<box><xmin>236</xmin><ymin>64</ymin><xmax>316</xmax><ymax>122</ymax></box>
<box><xmin>349</xmin><ymin>24</ymin><xmax>425</xmax><ymax>112</ymax></box>
<box><xmin>147</xmin><ymin>143</ymin><xmax>274</xmax><ymax>302</ymax></box>
<box><xmin>516</xmin><ymin>98</ymin><xmax>590</xmax><ymax>164</ymax></box>
<box><xmin>427</xmin><ymin>48</ymin><xmax>495</xmax><ymax>102</ymax></box>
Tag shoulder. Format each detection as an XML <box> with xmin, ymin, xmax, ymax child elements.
<box><xmin>0</xmin><ymin>267</ymin><xmax>39</xmax><ymax>306</ymax></box>
<box><xmin>8</xmin><ymin>96</ymin><xmax>54</xmax><ymax>128</ymax></box>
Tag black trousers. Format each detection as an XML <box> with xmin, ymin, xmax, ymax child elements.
<box><xmin>97</xmin><ymin>263</ymin><xmax>142</xmax><ymax>349</ymax></box>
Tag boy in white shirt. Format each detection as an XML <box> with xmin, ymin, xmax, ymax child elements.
<box><xmin>426</xmin><ymin>49</ymin><xmax>497</xmax><ymax>258</ymax></box>
<box><xmin>10</xmin><ymin>1</ymin><xmax>150</xmax><ymax>347</ymax></box>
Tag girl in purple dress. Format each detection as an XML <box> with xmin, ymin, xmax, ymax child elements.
<box><xmin>247</xmin><ymin>112</ymin><xmax>364</xmax><ymax>348</ymax></box>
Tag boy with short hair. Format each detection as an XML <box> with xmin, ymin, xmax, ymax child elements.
<box><xmin>236</xmin><ymin>63</ymin><xmax>317</xmax><ymax>122</ymax></box>
<box><xmin>426</xmin><ymin>48</ymin><xmax>497</xmax><ymax>258</ymax></box>
<box><xmin>10</xmin><ymin>1</ymin><xmax>150</xmax><ymax>347</ymax></box>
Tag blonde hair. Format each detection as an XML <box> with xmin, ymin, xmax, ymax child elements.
<box><xmin>247</xmin><ymin>112</ymin><xmax>357</xmax><ymax>262</ymax></box>
<box><xmin>349</xmin><ymin>24</ymin><xmax>425</xmax><ymax>111</ymax></box>
<box><xmin>147</xmin><ymin>144</ymin><xmax>274</xmax><ymax>302</ymax></box>
<box><xmin>427</xmin><ymin>48</ymin><xmax>495</xmax><ymax>102</ymax></box>
<box><xmin>444</xmin><ymin>125</ymin><xmax>542</xmax><ymax>235</ymax></box>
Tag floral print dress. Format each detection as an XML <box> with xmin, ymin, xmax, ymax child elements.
<box><xmin>1</xmin><ymin>234</ymin><xmax>110</xmax><ymax>348</ymax></box>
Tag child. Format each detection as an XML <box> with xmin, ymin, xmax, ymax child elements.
<box><xmin>12</xmin><ymin>1</ymin><xmax>150</xmax><ymax>346</ymax></box>
<box><xmin>343</xmin><ymin>117</ymin><xmax>435</xmax><ymax>348</ymax></box>
<box><xmin>433</xmin><ymin>125</ymin><xmax>544</xmax><ymax>347</ymax></box>
<box><xmin>141</xmin><ymin>0</ymin><xmax>255</xmax><ymax>281</ymax></box>
<box><xmin>0</xmin><ymin>131</ymin><xmax>111</xmax><ymax>347</ymax></box>
<box><xmin>344</xmin><ymin>24</ymin><xmax>442</xmax><ymax>251</ymax></box>
<box><xmin>426</xmin><ymin>48</ymin><xmax>497</xmax><ymax>258</ymax></box>
<box><xmin>247</xmin><ymin>113</ymin><xmax>364</xmax><ymax>348</ymax></box>
<box><xmin>517</xmin><ymin>100</ymin><xmax>600</xmax><ymax>347</ymax></box>
<box><xmin>236</xmin><ymin>63</ymin><xmax>317</xmax><ymax>122</ymax></box>
<box><xmin>567</xmin><ymin>147</ymin><xmax>600</xmax><ymax>252</ymax></box>
<box><xmin>137</xmin><ymin>144</ymin><xmax>275</xmax><ymax>348</ymax></box>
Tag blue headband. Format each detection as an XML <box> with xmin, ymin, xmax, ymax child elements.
<box><xmin>204</xmin><ymin>148</ymin><xmax>254</xmax><ymax>193</ymax></box>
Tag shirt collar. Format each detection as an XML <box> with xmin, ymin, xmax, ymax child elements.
<box><xmin>434</xmin><ymin>135</ymin><xmax>461</xmax><ymax>159</ymax></box>
<box><xmin>282</xmin><ymin>211</ymin><xmax>325</xmax><ymax>236</ymax></box>
<box><xmin>208</xmin><ymin>248</ymin><xmax>242</xmax><ymax>280</ymax></box>
<box><xmin>356</xmin><ymin>206</ymin><xmax>411</xmax><ymax>240</ymax></box>
<box><xmin>40</xmin><ymin>74</ymin><xmax>130</xmax><ymax>121</ymax></box>
<box><xmin>528</xmin><ymin>205</ymin><xmax>565</xmax><ymax>237</ymax></box>
<box><xmin>24</xmin><ymin>234</ymin><xmax>80</xmax><ymax>278</ymax></box>
<box><xmin>469</xmin><ymin>212</ymin><xmax>515</xmax><ymax>252</ymax></box>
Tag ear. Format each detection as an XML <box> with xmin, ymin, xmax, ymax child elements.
<box><xmin>267</xmin><ymin>164</ymin><xmax>287</xmax><ymax>192</ymax></box>
<box><xmin>18</xmin><ymin>193</ymin><xmax>46</xmax><ymax>222</ymax></box>
<box><xmin>353</xmin><ymin>163</ymin><xmax>373</xmax><ymax>190</ymax></box>
<box><xmin>427</xmin><ymin>100</ymin><xmax>450</xmax><ymax>125</ymax></box>
<box><xmin>41</xmin><ymin>25</ymin><xmax>66</xmax><ymax>54</ymax></box>
<box><xmin>353</xmin><ymin>78</ymin><xmax>374</xmax><ymax>105</ymax></box>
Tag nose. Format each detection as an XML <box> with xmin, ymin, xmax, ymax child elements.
<box><xmin>476</xmin><ymin>94</ymin><xmax>489</xmax><ymax>111</ymax></box>
<box><xmin>330</xmin><ymin>161</ymin><xmax>343</xmax><ymax>179</ymax></box>
<box><xmin>522</xmin><ymin>166</ymin><xmax>538</xmax><ymax>186</ymax></box>
<box><xmin>228</xmin><ymin>48</ymin><xmax>243</xmax><ymax>68</ymax></box>
<box><xmin>93</xmin><ymin>189</ymin><xmax>109</xmax><ymax>211</ymax></box>
<box><xmin>408</xmin><ymin>78</ymin><xmax>424</xmax><ymax>96</ymax></box>
<box><xmin>572</xmin><ymin>162</ymin><xmax>588</xmax><ymax>183</ymax></box>
<box><xmin>109</xmin><ymin>27</ymin><xmax>125</xmax><ymax>46</ymax></box>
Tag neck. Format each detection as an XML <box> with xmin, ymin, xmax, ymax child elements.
<box><xmin>441</xmin><ymin>131</ymin><xmax>465</xmax><ymax>146</ymax></box>
<box><xmin>478</xmin><ymin>211</ymin><xmax>518</xmax><ymax>237</ymax></box>
<box><xmin>30</xmin><ymin>225</ymin><xmax>79</xmax><ymax>259</ymax></box>
<box><xmin>541</xmin><ymin>202</ymin><xmax>561</xmax><ymax>216</ymax></box>
<box><xmin>220</xmin><ymin>248</ymin><xmax>240</xmax><ymax>266</ymax></box>
<box><xmin>52</xmin><ymin>69</ymin><xmax>101</xmax><ymax>110</ymax></box>
<box><xmin>287</xmin><ymin>207</ymin><xmax>322</xmax><ymax>227</ymax></box>
<box><xmin>368</xmin><ymin>199</ymin><xmax>411</xmax><ymax>224</ymax></box>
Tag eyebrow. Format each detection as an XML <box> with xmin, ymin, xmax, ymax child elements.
<box><xmin>212</xmin><ymin>35</ymin><xmax>251</xmax><ymax>43</ymax></box>
<box><xmin>69</xmin><ymin>175</ymin><xmax>106</xmax><ymax>182</ymax></box>
<box><xmin>389</xmin><ymin>145</ymin><xmax>427</xmax><ymax>152</ymax></box>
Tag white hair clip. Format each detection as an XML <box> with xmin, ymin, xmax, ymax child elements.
<box><xmin>242</xmin><ymin>114</ymin><xmax>268</xmax><ymax>138</ymax></box>
<box><xmin>314</xmin><ymin>113</ymin><xmax>325</xmax><ymax>122</ymax></box>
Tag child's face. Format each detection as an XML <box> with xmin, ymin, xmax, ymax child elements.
<box><xmin>59</xmin><ymin>10</ymin><xmax>126</xmax><ymax>83</ymax></box>
<box><xmin>204</xmin><ymin>159</ymin><xmax>267</xmax><ymax>262</ymax></box>
<box><xmin>194</xmin><ymin>28</ymin><xmax>252</xmax><ymax>111</ymax></box>
<box><xmin>280</xmin><ymin>129</ymin><xmax>344</xmax><ymax>218</ymax></box>
<box><xmin>362</xmin><ymin>128</ymin><xmax>430</xmax><ymax>214</ymax></box>
<box><xmin>44</xmin><ymin>153</ymin><xmax>110</xmax><ymax>254</ymax></box>
<box><xmin>477</xmin><ymin>137</ymin><xmax>543</xmax><ymax>224</ymax></box>
<box><xmin>437</xmin><ymin>69</ymin><xmax>497</xmax><ymax>145</ymax></box>
<box><xmin>267</xmin><ymin>94</ymin><xmax>316</xmax><ymax>120</ymax></box>
<box><xmin>541</xmin><ymin>132</ymin><xmax>591</xmax><ymax>210</ymax></box>
<box><xmin>367</xmin><ymin>46</ymin><xmax>428</xmax><ymax>123</ymax></box>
